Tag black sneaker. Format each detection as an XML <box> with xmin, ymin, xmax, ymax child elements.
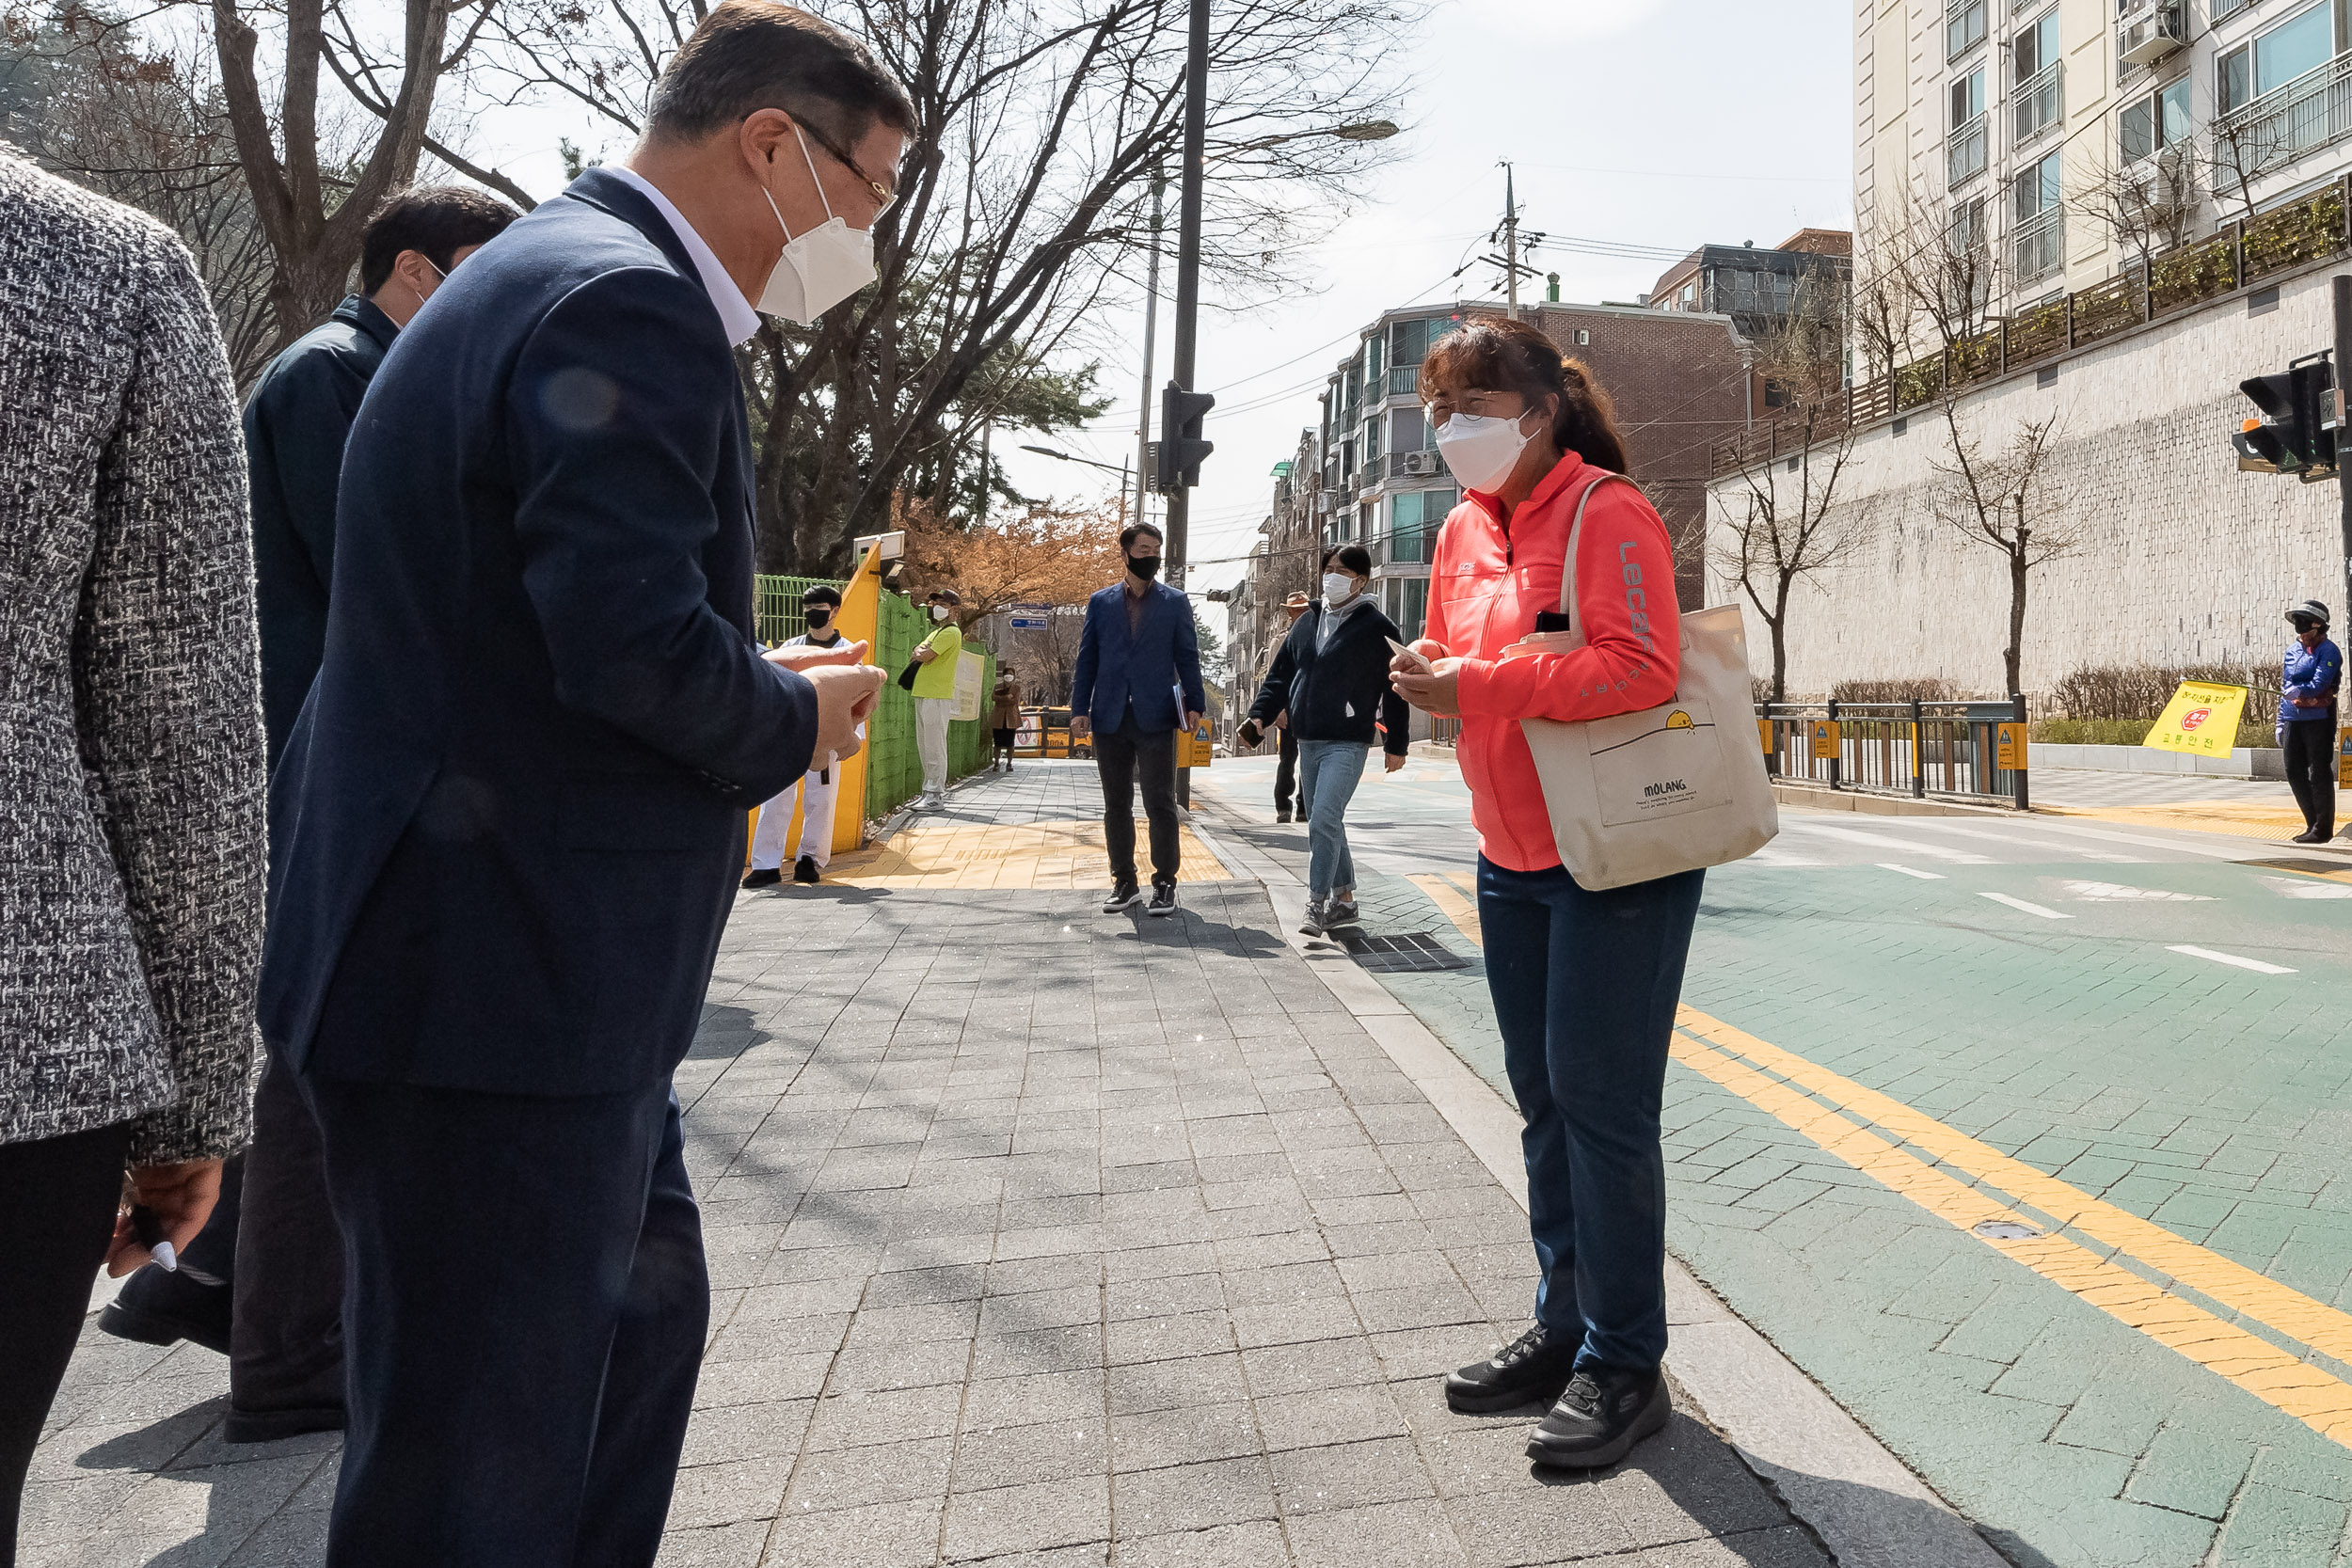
<box><xmin>1527</xmin><ymin>1364</ymin><xmax>1670</xmax><ymax>1468</ymax></box>
<box><xmin>740</xmin><ymin>868</ymin><xmax>782</xmax><ymax>889</ymax></box>
<box><xmin>1444</xmin><ymin>1322</ymin><xmax>1578</xmax><ymax>1414</ymax></box>
<box><xmin>1103</xmin><ymin>879</ymin><xmax>1142</xmax><ymax>912</ymax></box>
<box><xmin>224</xmin><ymin>1402</ymin><xmax>345</xmax><ymax>1445</ymax></box>
<box><xmin>793</xmin><ymin>855</ymin><xmax>820</xmax><ymax>884</ymax></box>
<box><xmin>1276</xmin><ymin>809</ymin><xmax>1293</xmax><ymax>824</ymax></box>
<box><xmin>1148</xmin><ymin>882</ymin><xmax>1179</xmax><ymax>917</ymax></box>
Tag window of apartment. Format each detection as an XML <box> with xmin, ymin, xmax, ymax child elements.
<box><xmin>1366</xmin><ymin>333</ymin><xmax>1385</xmax><ymax>383</ymax></box>
<box><xmin>2219</xmin><ymin>2</ymin><xmax>2333</xmax><ymax>113</ymax></box>
<box><xmin>1385</xmin><ymin>488</ymin><xmax>1458</xmax><ymax>567</ymax></box>
<box><xmin>2014</xmin><ymin>149</ymin><xmax>2062</xmax><ymax>220</ymax></box>
<box><xmin>1382</xmin><ymin>577</ymin><xmax>1429</xmax><ymax>643</ymax></box>
<box><xmin>2122</xmin><ymin>76</ymin><xmax>2194</xmax><ymax>161</ymax></box>
<box><xmin>1949</xmin><ymin>195</ymin><xmax>1988</xmax><ymax>257</ymax></box>
<box><xmin>1948</xmin><ymin>68</ymin><xmax>1989</xmax><ymax>184</ymax></box>
<box><xmin>1391</xmin><ymin>405</ymin><xmax>1427</xmax><ymax>452</ymax></box>
<box><xmin>1364</xmin><ymin>416</ymin><xmax>1383</xmax><ymax>464</ymax></box>
<box><xmin>1946</xmin><ymin>0</ymin><xmax>1985</xmax><ymax>59</ymax></box>
<box><xmin>2012</xmin><ymin>8</ymin><xmax>2063</xmax><ymax>140</ymax></box>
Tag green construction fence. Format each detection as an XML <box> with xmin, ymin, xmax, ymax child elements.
<box><xmin>755</xmin><ymin>575</ymin><xmax>994</xmax><ymax>824</ymax></box>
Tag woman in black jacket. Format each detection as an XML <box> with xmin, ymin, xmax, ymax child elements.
<box><xmin>1237</xmin><ymin>545</ymin><xmax>1412</xmax><ymax>933</ymax></box>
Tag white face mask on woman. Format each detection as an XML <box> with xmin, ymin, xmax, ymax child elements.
<box><xmin>1322</xmin><ymin>572</ymin><xmax>1360</xmax><ymax>607</ymax></box>
<box><xmin>1432</xmin><ymin>408</ymin><xmax>1538</xmax><ymax>494</ymax></box>
<box><xmin>756</xmin><ymin>125</ymin><xmax>879</xmax><ymax>325</ymax></box>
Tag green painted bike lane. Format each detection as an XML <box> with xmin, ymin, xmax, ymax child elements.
<box><xmin>1199</xmin><ymin>757</ymin><xmax>2352</xmax><ymax>1568</ymax></box>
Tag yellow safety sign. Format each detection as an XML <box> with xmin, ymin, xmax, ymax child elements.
<box><xmin>2143</xmin><ymin>680</ymin><xmax>2249</xmax><ymax>759</ymax></box>
<box><xmin>1184</xmin><ymin>717</ymin><xmax>1215</xmax><ymax>768</ymax></box>
<box><xmin>2339</xmin><ymin>727</ymin><xmax>2352</xmax><ymax>789</ymax></box>
<box><xmin>1757</xmin><ymin>718</ymin><xmax>1773</xmax><ymax>755</ymax></box>
<box><xmin>1809</xmin><ymin>720</ymin><xmax>1840</xmax><ymax>760</ymax></box>
<box><xmin>1996</xmin><ymin>721</ymin><xmax>2027</xmax><ymax>771</ymax></box>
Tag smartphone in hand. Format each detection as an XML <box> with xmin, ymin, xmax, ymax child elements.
<box><xmin>1385</xmin><ymin>636</ymin><xmax>1434</xmax><ymax>675</ymax></box>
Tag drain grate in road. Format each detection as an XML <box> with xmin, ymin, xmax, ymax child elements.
<box><xmin>1330</xmin><ymin>928</ymin><xmax>1472</xmax><ymax>974</ymax></box>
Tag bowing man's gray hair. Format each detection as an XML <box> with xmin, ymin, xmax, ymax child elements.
<box><xmin>647</xmin><ymin>1</ymin><xmax>916</xmax><ymax>150</ymax></box>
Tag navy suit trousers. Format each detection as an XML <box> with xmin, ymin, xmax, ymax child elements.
<box><xmin>300</xmin><ymin>1073</ymin><xmax>706</xmax><ymax>1568</ymax></box>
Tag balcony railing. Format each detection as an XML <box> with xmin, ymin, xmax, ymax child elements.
<box><xmin>2011</xmin><ymin>208</ymin><xmax>2064</xmax><ymax>284</ymax></box>
<box><xmin>1708</xmin><ymin>176</ymin><xmax>2352</xmax><ymax>481</ymax></box>
<box><xmin>2012</xmin><ymin>61</ymin><xmax>2062</xmax><ymax>144</ymax></box>
<box><xmin>1947</xmin><ymin>114</ymin><xmax>1988</xmax><ymax>186</ymax></box>
<box><xmin>1388</xmin><ymin>365</ymin><xmax>1421</xmax><ymax>396</ymax></box>
<box><xmin>2216</xmin><ymin>54</ymin><xmax>2352</xmax><ymax>181</ymax></box>
<box><xmin>1375</xmin><ymin>526</ymin><xmax>1429</xmax><ymax>567</ymax></box>
<box><xmin>2209</xmin><ymin>0</ymin><xmax>2249</xmax><ymax>20</ymax></box>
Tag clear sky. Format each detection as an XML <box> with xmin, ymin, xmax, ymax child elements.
<box><xmin>993</xmin><ymin>0</ymin><xmax>1858</xmax><ymax>618</ymax></box>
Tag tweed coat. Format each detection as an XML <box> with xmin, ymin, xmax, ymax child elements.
<box><xmin>0</xmin><ymin>147</ymin><xmax>264</xmax><ymax>1164</ymax></box>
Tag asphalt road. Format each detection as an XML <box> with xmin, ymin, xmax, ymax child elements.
<box><xmin>1195</xmin><ymin>753</ymin><xmax>2352</xmax><ymax>1568</ymax></box>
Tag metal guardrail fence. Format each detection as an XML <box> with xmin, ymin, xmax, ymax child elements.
<box><xmin>1760</xmin><ymin>697</ymin><xmax>2030</xmax><ymax>809</ymax></box>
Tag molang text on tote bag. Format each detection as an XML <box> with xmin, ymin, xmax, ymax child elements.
<box><xmin>1508</xmin><ymin>473</ymin><xmax>1777</xmax><ymax>890</ymax></box>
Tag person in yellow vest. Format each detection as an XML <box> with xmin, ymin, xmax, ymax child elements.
<box><xmin>910</xmin><ymin>587</ymin><xmax>962</xmax><ymax>808</ymax></box>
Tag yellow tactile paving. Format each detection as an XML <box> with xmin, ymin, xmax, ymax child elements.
<box><xmin>824</xmin><ymin>818</ymin><xmax>1233</xmax><ymax>891</ymax></box>
<box><xmin>1672</xmin><ymin>1008</ymin><xmax>2352</xmax><ymax>1449</ymax></box>
<box><xmin>1407</xmin><ymin>873</ymin><xmax>1483</xmax><ymax>944</ymax></box>
<box><xmin>2042</xmin><ymin>800</ymin><xmax>2309</xmax><ymax>840</ymax></box>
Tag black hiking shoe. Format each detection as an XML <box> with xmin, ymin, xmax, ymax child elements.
<box><xmin>1527</xmin><ymin>1364</ymin><xmax>1670</xmax><ymax>1469</ymax></box>
<box><xmin>1444</xmin><ymin>1322</ymin><xmax>1578</xmax><ymax>1414</ymax></box>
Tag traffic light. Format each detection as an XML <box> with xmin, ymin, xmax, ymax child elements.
<box><xmin>2233</xmin><ymin>356</ymin><xmax>2336</xmax><ymax>477</ymax></box>
<box><xmin>1155</xmin><ymin>384</ymin><xmax>1216</xmax><ymax>493</ymax></box>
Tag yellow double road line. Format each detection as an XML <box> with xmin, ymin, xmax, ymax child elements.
<box><xmin>1402</xmin><ymin>871</ymin><xmax>2352</xmax><ymax>1447</ymax></box>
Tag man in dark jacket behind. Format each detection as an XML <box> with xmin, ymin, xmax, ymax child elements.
<box><xmin>98</xmin><ymin>186</ymin><xmax>517</xmax><ymax>1443</ymax></box>
<box><xmin>1237</xmin><ymin>545</ymin><xmax>1410</xmax><ymax>934</ymax></box>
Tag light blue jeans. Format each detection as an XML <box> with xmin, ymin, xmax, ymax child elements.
<box><xmin>1296</xmin><ymin>739</ymin><xmax>1367</xmax><ymax>899</ymax></box>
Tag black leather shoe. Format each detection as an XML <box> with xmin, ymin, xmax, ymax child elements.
<box><xmin>1528</xmin><ymin>1364</ymin><xmax>1670</xmax><ymax>1469</ymax></box>
<box><xmin>1445</xmin><ymin>1323</ymin><xmax>1578</xmax><ymax>1414</ymax></box>
<box><xmin>223</xmin><ymin>1403</ymin><xmax>346</xmax><ymax>1445</ymax></box>
<box><xmin>1102</xmin><ymin>879</ymin><xmax>1142</xmax><ymax>912</ymax></box>
<box><xmin>1276</xmin><ymin>809</ymin><xmax>1293</xmax><ymax>823</ymax></box>
<box><xmin>1148</xmin><ymin>882</ymin><xmax>1179</xmax><ymax>917</ymax></box>
<box><xmin>99</xmin><ymin>1269</ymin><xmax>231</xmax><ymax>1356</ymax></box>
<box><xmin>741</xmin><ymin>868</ymin><xmax>782</xmax><ymax>889</ymax></box>
<box><xmin>793</xmin><ymin>855</ymin><xmax>820</xmax><ymax>884</ymax></box>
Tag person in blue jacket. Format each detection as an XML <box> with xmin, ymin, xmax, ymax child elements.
<box><xmin>2280</xmin><ymin>599</ymin><xmax>2343</xmax><ymax>843</ymax></box>
<box><xmin>1070</xmin><ymin>520</ymin><xmax>1205</xmax><ymax>917</ymax></box>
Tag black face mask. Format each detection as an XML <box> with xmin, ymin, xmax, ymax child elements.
<box><xmin>805</xmin><ymin>608</ymin><xmax>834</xmax><ymax>629</ymax></box>
<box><xmin>1127</xmin><ymin>553</ymin><xmax>1162</xmax><ymax>580</ymax></box>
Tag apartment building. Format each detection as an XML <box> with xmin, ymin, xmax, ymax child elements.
<box><xmin>1692</xmin><ymin>1</ymin><xmax>2352</xmax><ymax>698</ymax></box>
<box><xmin>1648</xmin><ymin>230</ymin><xmax>1854</xmax><ymax>342</ymax></box>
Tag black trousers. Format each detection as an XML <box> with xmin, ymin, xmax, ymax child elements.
<box><xmin>1274</xmin><ymin>724</ymin><xmax>1298</xmax><ymax>814</ymax></box>
<box><xmin>1095</xmin><ymin>713</ymin><xmax>1181</xmax><ymax>888</ymax></box>
<box><xmin>230</xmin><ymin>1041</ymin><xmax>345</xmax><ymax>1417</ymax></box>
<box><xmin>2283</xmin><ymin>719</ymin><xmax>2338</xmax><ymax>837</ymax></box>
<box><xmin>301</xmin><ymin>1073</ymin><xmax>706</xmax><ymax>1568</ymax></box>
<box><xmin>1</xmin><ymin>1122</ymin><xmax>132</xmax><ymax>1568</ymax></box>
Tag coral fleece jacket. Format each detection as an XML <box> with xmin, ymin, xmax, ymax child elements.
<box><xmin>1423</xmin><ymin>454</ymin><xmax>1682</xmax><ymax>873</ymax></box>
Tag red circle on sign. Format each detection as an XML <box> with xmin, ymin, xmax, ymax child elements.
<box><xmin>2180</xmin><ymin>707</ymin><xmax>2211</xmax><ymax>731</ymax></box>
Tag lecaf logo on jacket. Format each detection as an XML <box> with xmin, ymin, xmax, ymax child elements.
<box><xmin>1665</xmin><ymin>710</ymin><xmax>1694</xmax><ymax>730</ymax></box>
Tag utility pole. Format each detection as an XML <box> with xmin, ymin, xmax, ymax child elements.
<box><xmin>2335</xmin><ymin>275</ymin><xmax>2352</xmax><ymax>612</ymax></box>
<box><xmin>1134</xmin><ymin>165</ymin><xmax>1165</xmax><ymax>533</ymax></box>
<box><xmin>1166</xmin><ymin>0</ymin><xmax>1211</xmax><ymax>804</ymax></box>
<box><xmin>1501</xmin><ymin>161</ymin><xmax>1519</xmax><ymax>319</ymax></box>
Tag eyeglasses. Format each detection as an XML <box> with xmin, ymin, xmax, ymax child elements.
<box><xmin>802</xmin><ymin>121</ymin><xmax>899</xmax><ymax>220</ymax></box>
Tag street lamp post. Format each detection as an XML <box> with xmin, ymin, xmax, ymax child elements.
<box><xmin>1020</xmin><ymin>443</ymin><xmax>1133</xmax><ymax>526</ymax></box>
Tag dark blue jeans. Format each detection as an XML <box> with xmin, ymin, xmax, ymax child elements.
<box><xmin>1478</xmin><ymin>855</ymin><xmax>1704</xmax><ymax>1373</ymax></box>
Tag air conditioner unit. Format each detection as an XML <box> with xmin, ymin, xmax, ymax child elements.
<box><xmin>1401</xmin><ymin>451</ymin><xmax>1440</xmax><ymax>476</ymax></box>
<box><xmin>2119</xmin><ymin>2</ymin><xmax>2185</xmax><ymax>67</ymax></box>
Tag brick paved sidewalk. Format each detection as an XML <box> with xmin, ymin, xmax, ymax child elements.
<box><xmin>22</xmin><ymin>762</ymin><xmax>1831</xmax><ymax>1568</ymax></box>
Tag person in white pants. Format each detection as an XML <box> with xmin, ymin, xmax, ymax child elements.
<box><xmin>909</xmin><ymin>587</ymin><xmax>962</xmax><ymax>809</ymax></box>
<box><xmin>745</xmin><ymin>585</ymin><xmax>853</xmax><ymax>887</ymax></box>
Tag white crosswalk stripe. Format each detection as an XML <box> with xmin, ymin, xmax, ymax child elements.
<box><xmin>1779</xmin><ymin>821</ymin><xmax>1994</xmax><ymax>863</ymax></box>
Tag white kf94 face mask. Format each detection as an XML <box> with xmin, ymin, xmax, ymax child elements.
<box><xmin>1432</xmin><ymin>409</ymin><xmax>1537</xmax><ymax>494</ymax></box>
<box><xmin>1322</xmin><ymin>573</ymin><xmax>1359</xmax><ymax>606</ymax></box>
<box><xmin>757</xmin><ymin>125</ymin><xmax>879</xmax><ymax>325</ymax></box>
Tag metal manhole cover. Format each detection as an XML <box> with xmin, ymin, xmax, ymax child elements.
<box><xmin>1972</xmin><ymin>1220</ymin><xmax>2043</xmax><ymax>1241</ymax></box>
<box><xmin>1330</xmin><ymin>929</ymin><xmax>1472</xmax><ymax>973</ymax></box>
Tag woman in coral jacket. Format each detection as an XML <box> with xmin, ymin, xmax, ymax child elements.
<box><xmin>1391</xmin><ymin>316</ymin><xmax>1701</xmax><ymax>1471</ymax></box>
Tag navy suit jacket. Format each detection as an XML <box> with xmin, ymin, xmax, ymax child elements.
<box><xmin>1069</xmin><ymin>579</ymin><xmax>1205</xmax><ymax>734</ymax></box>
<box><xmin>259</xmin><ymin>168</ymin><xmax>818</xmax><ymax>1096</ymax></box>
<box><xmin>244</xmin><ymin>294</ymin><xmax>398</xmax><ymax>768</ymax></box>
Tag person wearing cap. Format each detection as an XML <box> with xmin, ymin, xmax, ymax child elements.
<box><xmin>911</xmin><ymin>588</ymin><xmax>963</xmax><ymax>808</ymax></box>
<box><xmin>745</xmin><ymin>584</ymin><xmax>857</xmax><ymax>886</ymax></box>
<box><xmin>2280</xmin><ymin>599</ymin><xmax>2343</xmax><ymax>844</ymax></box>
<box><xmin>1271</xmin><ymin>590</ymin><xmax>1311</xmax><ymax>822</ymax></box>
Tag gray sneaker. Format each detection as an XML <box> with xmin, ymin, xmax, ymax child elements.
<box><xmin>1324</xmin><ymin>898</ymin><xmax>1360</xmax><ymax>927</ymax></box>
<box><xmin>1299</xmin><ymin>897</ymin><xmax>1327</xmax><ymax>936</ymax></box>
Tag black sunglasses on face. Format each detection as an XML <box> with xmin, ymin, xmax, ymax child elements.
<box><xmin>2292</xmin><ymin>619</ymin><xmax>2320</xmax><ymax>632</ymax></box>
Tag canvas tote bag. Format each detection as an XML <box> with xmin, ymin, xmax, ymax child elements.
<box><xmin>1509</xmin><ymin>473</ymin><xmax>1777</xmax><ymax>890</ymax></box>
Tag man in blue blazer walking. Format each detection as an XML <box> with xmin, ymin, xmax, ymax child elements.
<box><xmin>258</xmin><ymin>5</ymin><xmax>902</xmax><ymax>1561</ymax></box>
<box><xmin>1070</xmin><ymin>521</ymin><xmax>1206</xmax><ymax>916</ymax></box>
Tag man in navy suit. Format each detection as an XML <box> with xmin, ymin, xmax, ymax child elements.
<box><xmin>1070</xmin><ymin>520</ymin><xmax>1206</xmax><ymax>917</ymax></box>
<box><xmin>257</xmin><ymin>5</ymin><xmax>904</xmax><ymax>1561</ymax></box>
